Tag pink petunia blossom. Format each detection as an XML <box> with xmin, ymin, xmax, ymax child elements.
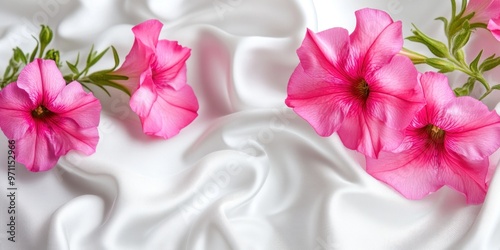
<box><xmin>366</xmin><ymin>72</ymin><xmax>500</xmax><ymax>204</ymax></box>
<box><xmin>465</xmin><ymin>0</ymin><xmax>500</xmax><ymax>24</ymax></box>
<box><xmin>285</xmin><ymin>8</ymin><xmax>425</xmax><ymax>158</ymax></box>
<box><xmin>487</xmin><ymin>17</ymin><xmax>500</xmax><ymax>41</ymax></box>
<box><xmin>0</xmin><ymin>59</ymin><xmax>101</xmax><ymax>172</ymax></box>
<box><xmin>114</xmin><ymin>19</ymin><xmax>199</xmax><ymax>139</ymax></box>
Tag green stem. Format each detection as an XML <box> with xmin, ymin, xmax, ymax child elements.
<box><xmin>479</xmin><ymin>89</ymin><xmax>492</xmax><ymax>100</ymax></box>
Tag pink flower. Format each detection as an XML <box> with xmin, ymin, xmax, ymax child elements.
<box><xmin>487</xmin><ymin>17</ymin><xmax>500</xmax><ymax>41</ymax></box>
<box><xmin>366</xmin><ymin>72</ymin><xmax>500</xmax><ymax>204</ymax></box>
<box><xmin>465</xmin><ymin>0</ymin><xmax>500</xmax><ymax>24</ymax></box>
<box><xmin>0</xmin><ymin>59</ymin><xmax>101</xmax><ymax>172</ymax></box>
<box><xmin>285</xmin><ymin>8</ymin><xmax>425</xmax><ymax>158</ymax></box>
<box><xmin>114</xmin><ymin>19</ymin><xmax>198</xmax><ymax>139</ymax></box>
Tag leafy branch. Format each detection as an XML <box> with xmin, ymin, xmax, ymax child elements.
<box><xmin>0</xmin><ymin>25</ymin><xmax>129</xmax><ymax>96</ymax></box>
<box><xmin>402</xmin><ymin>0</ymin><xmax>499</xmax><ymax>100</ymax></box>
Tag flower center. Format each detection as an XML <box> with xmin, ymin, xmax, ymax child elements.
<box><xmin>355</xmin><ymin>79</ymin><xmax>370</xmax><ymax>99</ymax></box>
<box><xmin>31</xmin><ymin>105</ymin><xmax>53</xmax><ymax>119</ymax></box>
<box><xmin>426</xmin><ymin>124</ymin><xmax>445</xmax><ymax>143</ymax></box>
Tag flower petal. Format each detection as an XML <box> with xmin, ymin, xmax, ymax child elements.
<box><xmin>15</xmin><ymin>122</ymin><xmax>58</xmax><ymax>172</ymax></box>
<box><xmin>488</xmin><ymin>17</ymin><xmax>500</xmax><ymax>41</ymax></box>
<box><xmin>0</xmin><ymin>82</ymin><xmax>35</xmax><ymax>139</ymax></box>
<box><xmin>350</xmin><ymin>8</ymin><xmax>395</xmax><ymax>65</ymax></box>
<box><xmin>49</xmin><ymin>81</ymin><xmax>102</xmax><ymax>128</ymax></box>
<box><xmin>337</xmin><ymin>112</ymin><xmax>404</xmax><ymax>158</ymax></box>
<box><xmin>130</xmin><ymin>73</ymin><xmax>158</xmax><ymax>119</ymax></box>
<box><xmin>285</xmin><ymin>65</ymin><xmax>351</xmax><ymax>136</ymax></box>
<box><xmin>366</xmin><ymin>55</ymin><xmax>424</xmax><ymax>130</ymax></box>
<box><xmin>418</xmin><ymin>72</ymin><xmax>456</xmax><ymax>117</ymax></box>
<box><xmin>439</xmin><ymin>151</ymin><xmax>489</xmax><ymax>204</ymax></box>
<box><xmin>47</xmin><ymin>116</ymin><xmax>99</xmax><ymax>156</ymax></box>
<box><xmin>115</xmin><ymin>19</ymin><xmax>163</xmax><ymax>91</ymax></box>
<box><xmin>442</xmin><ymin>96</ymin><xmax>500</xmax><ymax>160</ymax></box>
<box><xmin>366</xmin><ymin>146</ymin><xmax>443</xmax><ymax>200</ymax></box>
<box><xmin>153</xmin><ymin>40</ymin><xmax>191</xmax><ymax>90</ymax></box>
<box><xmin>467</xmin><ymin>0</ymin><xmax>500</xmax><ymax>23</ymax></box>
<box><xmin>16</xmin><ymin>59</ymin><xmax>65</xmax><ymax>105</ymax></box>
<box><xmin>297</xmin><ymin>28</ymin><xmax>352</xmax><ymax>82</ymax></box>
<box><xmin>362</xmin><ymin>21</ymin><xmax>403</xmax><ymax>73</ymax></box>
<box><xmin>131</xmin><ymin>67</ymin><xmax>199</xmax><ymax>138</ymax></box>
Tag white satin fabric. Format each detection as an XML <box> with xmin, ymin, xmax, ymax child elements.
<box><xmin>1</xmin><ymin>0</ymin><xmax>500</xmax><ymax>249</ymax></box>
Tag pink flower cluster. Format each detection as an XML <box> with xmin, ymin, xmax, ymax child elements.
<box><xmin>0</xmin><ymin>19</ymin><xmax>199</xmax><ymax>172</ymax></box>
<box><xmin>286</xmin><ymin>8</ymin><xmax>500</xmax><ymax>204</ymax></box>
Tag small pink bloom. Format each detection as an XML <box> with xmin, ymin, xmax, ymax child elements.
<box><xmin>285</xmin><ymin>8</ymin><xmax>425</xmax><ymax>158</ymax></box>
<box><xmin>367</xmin><ymin>72</ymin><xmax>500</xmax><ymax>204</ymax></box>
<box><xmin>487</xmin><ymin>17</ymin><xmax>500</xmax><ymax>41</ymax></box>
<box><xmin>0</xmin><ymin>59</ymin><xmax>101</xmax><ymax>172</ymax></box>
<box><xmin>115</xmin><ymin>19</ymin><xmax>198</xmax><ymax>139</ymax></box>
<box><xmin>465</xmin><ymin>0</ymin><xmax>500</xmax><ymax>24</ymax></box>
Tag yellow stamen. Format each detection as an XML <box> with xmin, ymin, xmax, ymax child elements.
<box><xmin>355</xmin><ymin>79</ymin><xmax>370</xmax><ymax>99</ymax></box>
<box><xmin>31</xmin><ymin>105</ymin><xmax>53</xmax><ymax>119</ymax></box>
<box><xmin>427</xmin><ymin>124</ymin><xmax>445</xmax><ymax>143</ymax></box>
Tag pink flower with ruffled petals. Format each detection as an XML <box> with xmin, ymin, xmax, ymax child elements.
<box><xmin>367</xmin><ymin>72</ymin><xmax>500</xmax><ymax>204</ymax></box>
<box><xmin>465</xmin><ymin>0</ymin><xmax>500</xmax><ymax>24</ymax></box>
<box><xmin>114</xmin><ymin>19</ymin><xmax>198</xmax><ymax>139</ymax></box>
<box><xmin>488</xmin><ymin>17</ymin><xmax>500</xmax><ymax>41</ymax></box>
<box><xmin>285</xmin><ymin>8</ymin><xmax>425</xmax><ymax>158</ymax></box>
<box><xmin>0</xmin><ymin>59</ymin><xmax>101</xmax><ymax>172</ymax></box>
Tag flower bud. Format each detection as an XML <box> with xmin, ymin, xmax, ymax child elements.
<box><xmin>39</xmin><ymin>25</ymin><xmax>53</xmax><ymax>46</ymax></box>
<box><xmin>425</xmin><ymin>58</ymin><xmax>455</xmax><ymax>73</ymax></box>
<box><xmin>411</xmin><ymin>26</ymin><xmax>449</xmax><ymax>58</ymax></box>
<box><xmin>453</xmin><ymin>86</ymin><xmax>469</xmax><ymax>96</ymax></box>
<box><xmin>12</xmin><ymin>47</ymin><xmax>27</xmax><ymax>64</ymax></box>
<box><xmin>399</xmin><ymin>48</ymin><xmax>427</xmax><ymax>64</ymax></box>
<box><xmin>452</xmin><ymin>22</ymin><xmax>471</xmax><ymax>53</ymax></box>
<box><xmin>453</xmin><ymin>49</ymin><xmax>465</xmax><ymax>64</ymax></box>
<box><xmin>44</xmin><ymin>49</ymin><xmax>60</xmax><ymax>65</ymax></box>
<box><xmin>479</xmin><ymin>55</ymin><xmax>500</xmax><ymax>72</ymax></box>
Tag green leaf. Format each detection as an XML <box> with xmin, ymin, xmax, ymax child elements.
<box><xmin>63</xmin><ymin>75</ymin><xmax>74</xmax><ymax>83</ymax></box>
<box><xmin>406</xmin><ymin>36</ymin><xmax>425</xmax><ymax>43</ymax></box>
<box><xmin>426</xmin><ymin>58</ymin><xmax>455</xmax><ymax>72</ymax></box>
<box><xmin>105</xmin><ymin>74</ymin><xmax>128</xmax><ymax>81</ymax></box>
<box><xmin>469</xmin><ymin>50</ymin><xmax>483</xmax><ymax>73</ymax></box>
<box><xmin>90</xmin><ymin>70</ymin><xmax>129</xmax><ymax>80</ymax></box>
<box><xmin>453</xmin><ymin>49</ymin><xmax>465</xmax><ymax>64</ymax></box>
<box><xmin>3</xmin><ymin>65</ymin><xmax>12</xmax><ymax>80</ymax></box>
<box><xmin>29</xmin><ymin>36</ymin><xmax>40</xmax><ymax>62</ymax></box>
<box><xmin>94</xmin><ymin>79</ymin><xmax>130</xmax><ymax>96</ymax></box>
<box><xmin>435</xmin><ymin>16</ymin><xmax>449</xmax><ymax>35</ymax></box>
<box><xmin>492</xmin><ymin>84</ymin><xmax>500</xmax><ymax>90</ymax></box>
<box><xmin>13</xmin><ymin>47</ymin><xmax>27</xmax><ymax>64</ymax></box>
<box><xmin>411</xmin><ymin>25</ymin><xmax>449</xmax><ymax>58</ymax></box>
<box><xmin>66</xmin><ymin>61</ymin><xmax>79</xmax><ymax>75</ymax></box>
<box><xmin>88</xmin><ymin>80</ymin><xmax>112</xmax><ymax>97</ymax></box>
<box><xmin>448</xmin><ymin>13</ymin><xmax>474</xmax><ymax>38</ymax></box>
<box><xmin>451</xmin><ymin>21</ymin><xmax>471</xmax><ymax>53</ymax></box>
<box><xmin>450</xmin><ymin>0</ymin><xmax>457</xmax><ymax>20</ymax></box>
<box><xmin>454</xmin><ymin>76</ymin><xmax>475</xmax><ymax>97</ymax></box>
<box><xmin>86</xmin><ymin>45</ymin><xmax>95</xmax><ymax>66</ymax></box>
<box><xmin>80</xmin><ymin>82</ymin><xmax>93</xmax><ymax>92</ymax></box>
<box><xmin>74</xmin><ymin>52</ymin><xmax>80</xmax><ymax>67</ymax></box>
<box><xmin>470</xmin><ymin>23</ymin><xmax>487</xmax><ymax>29</ymax></box>
<box><xmin>111</xmin><ymin>46</ymin><xmax>120</xmax><ymax>70</ymax></box>
<box><xmin>479</xmin><ymin>55</ymin><xmax>500</xmax><ymax>72</ymax></box>
<box><xmin>453</xmin><ymin>86</ymin><xmax>469</xmax><ymax>96</ymax></box>
<box><xmin>458</xmin><ymin>0</ymin><xmax>467</xmax><ymax>17</ymax></box>
<box><xmin>88</xmin><ymin>47</ymin><xmax>109</xmax><ymax>68</ymax></box>
<box><xmin>464</xmin><ymin>76</ymin><xmax>476</xmax><ymax>94</ymax></box>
